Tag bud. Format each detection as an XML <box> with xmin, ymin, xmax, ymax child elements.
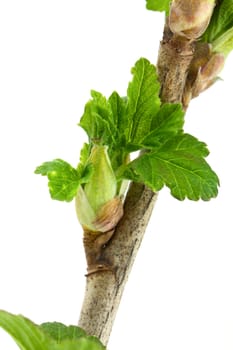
<box><xmin>199</xmin><ymin>52</ymin><xmax>225</xmax><ymax>81</ymax></box>
<box><xmin>169</xmin><ymin>0</ymin><xmax>215</xmax><ymax>40</ymax></box>
<box><xmin>84</xmin><ymin>145</ymin><xmax>117</xmax><ymax>212</ymax></box>
<box><xmin>75</xmin><ymin>145</ymin><xmax>123</xmax><ymax>233</ymax></box>
<box><xmin>192</xmin><ymin>52</ymin><xmax>225</xmax><ymax>97</ymax></box>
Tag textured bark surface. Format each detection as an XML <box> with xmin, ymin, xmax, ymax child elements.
<box><xmin>78</xmin><ymin>22</ymin><xmax>195</xmax><ymax>346</ymax></box>
<box><xmin>157</xmin><ymin>24</ymin><xmax>194</xmax><ymax>105</ymax></box>
<box><xmin>78</xmin><ymin>183</ymin><xmax>158</xmax><ymax>344</ymax></box>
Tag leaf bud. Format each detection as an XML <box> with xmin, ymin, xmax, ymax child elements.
<box><xmin>169</xmin><ymin>0</ymin><xmax>216</xmax><ymax>40</ymax></box>
<box><xmin>192</xmin><ymin>52</ymin><xmax>225</xmax><ymax>97</ymax></box>
<box><xmin>199</xmin><ymin>52</ymin><xmax>225</xmax><ymax>81</ymax></box>
<box><xmin>75</xmin><ymin>145</ymin><xmax>123</xmax><ymax>233</ymax></box>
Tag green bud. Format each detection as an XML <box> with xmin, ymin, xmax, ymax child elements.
<box><xmin>75</xmin><ymin>145</ymin><xmax>123</xmax><ymax>233</ymax></box>
<box><xmin>169</xmin><ymin>0</ymin><xmax>216</xmax><ymax>40</ymax></box>
<box><xmin>84</xmin><ymin>145</ymin><xmax>117</xmax><ymax>212</ymax></box>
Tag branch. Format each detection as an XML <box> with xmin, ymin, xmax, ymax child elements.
<box><xmin>78</xmin><ymin>183</ymin><xmax>157</xmax><ymax>344</ymax></box>
<box><xmin>78</xmin><ymin>24</ymin><xmax>194</xmax><ymax>346</ymax></box>
<box><xmin>157</xmin><ymin>23</ymin><xmax>194</xmax><ymax>104</ymax></box>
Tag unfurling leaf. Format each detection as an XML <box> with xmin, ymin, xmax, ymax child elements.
<box><xmin>201</xmin><ymin>0</ymin><xmax>233</xmax><ymax>56</ymax></box>
<box><xmin>202</xmin><ymin>0</ymin><xmax>233</xmax><ymax>43</ymax></box>
<box><xmin>35</xmin><ymin>143</ymin><xmax>92</xmax><ymax>202</ymax></box>
<box><xmin>35</xmin><ymin>158</ymin><xmax>92</xmax><ymax>202</ymax></box>
<box><xmin>35</xmin><ymin>159</ymin><xmax>82</xmax><ymax>202</ymax></box>
<box><xmin>212</xmin><ymin>27</ymin><xmax>233</xmax><ymax>56</ymax></box>
<box><xmin>79</xmin><ymin>90</ymin><xmax>117</xmax><ymax>146</ymax></box>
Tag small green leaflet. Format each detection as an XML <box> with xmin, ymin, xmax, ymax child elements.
<box><xmin>0</xmin><ymin>310</ymin><xmax>105</xmax><ymax>350</ymax></box>
<box><xmin>35</xmin><ymin>157</ymin><xmax>92</xmax><ymax>202</ymax></box>
<box><xmin>35</xmin><ymin>143</ymin><xmax>92</xmax><ymax>202</ymax></box>
<box><xmin>146</xmin><ymin>0</ymin><xmax>170</xmax><ymax>15</ymax></box>
<box><xmin>202</xmin><ymin>0</ymin><xmax>233</xmax><ymax>55</ymax></box>
<box><xmin>35</xmin><ymin>159</ymin><xmax>81</xmax><ymax>202</ymax></box>
<box><xmin>122</xmin><ymin>134</ymin><xmax>219</xmax><ymax>201</ymax></box>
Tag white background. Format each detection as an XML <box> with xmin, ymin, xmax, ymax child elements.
<box><xmin>0</xmin><ymin>1</ymin><xmax>233</xmax><ymax>349</ymax></box>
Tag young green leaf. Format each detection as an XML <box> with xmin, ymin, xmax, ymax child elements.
<box><xmin>0</xmin><ymin>310</ymin><xmax>105</xmax><ymax>350</ymax></box>
<box><xmin>146</xmin><ymin>0</ymin><xmax>170</xmax><ymax>14</ymax></box>
<box><xmin>79</xmin><ymin>90</ymin><xmax>117</xmax><ymax>145</ymax></box>
<box><xmin>108</xmin><ymin>91</ymin><xmax>128</xmax><ymax>146</ymax></box>
<box><xmin>35</xmin><ymin>159</ymin><xmax>89</xmax><ymax>202</ymax></box>
<box><xmin>212</xmin><ymin>27</ymin><xmax>233</xmax><ymax>56</ymax></box>
<box><xmin>122</xmin><ymin>134</ymin><xmax>219</xmax><ymax>201</ymax></box>
<box><xmin>126</xmin><ymin>58</ymin><xmax>161</xmax><ymax>144</ymax></box>
<box><xmin>0</xmin><ymin>310</ymin><xmax>53</xmax><ymax>350</ymax></box>
<box><xmin>40</xmin><ymin>322</ymin><xmax>105</xmax><ymax>349</ymax></box>
<box><xmin>77</xmin><ymin>143</ymin><xmax>92</xmax><ymax>179</ymax></box>
<box><xmin>80</xmin><ymin>58</ymin><xmax>161</xmax><ymax>151</ymax></box>
<box><xmin>54</xmin><ymin>338</ymin><xmax>105</xmax><ymax>350</ymax></box>
<box><xmin>78</xmin><ymin>143</ymin><xmax>91</xmax><ymax>169</ymax></box>
<box><xmin>40</xmin><ymin>322</ymin><xmax>86</xmax><ymax>343</ymax></box>
<box><xmin>140</xmin><ymin>103</ymin><xmax>184</xmax><ymax>149</ymax></box>
<box><xmin>202</xmin><ymin>0</ymin><xmax>233</xmax><ymax>52</ymax></box>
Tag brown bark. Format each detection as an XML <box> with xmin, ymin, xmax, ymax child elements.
<box><xmin>78</xmin><ymin>23</ymin><xmax>195</xmax><ymax>346</ymax></box>
<box><xmin>78</xmin><ymin>183</ymin><xmax>158</xmax><ymax>344</ymax></box>
<box><xmin>157</xmin><ymin>24</ymin><xmax>194</xmax><ymax>104</ymax></box>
